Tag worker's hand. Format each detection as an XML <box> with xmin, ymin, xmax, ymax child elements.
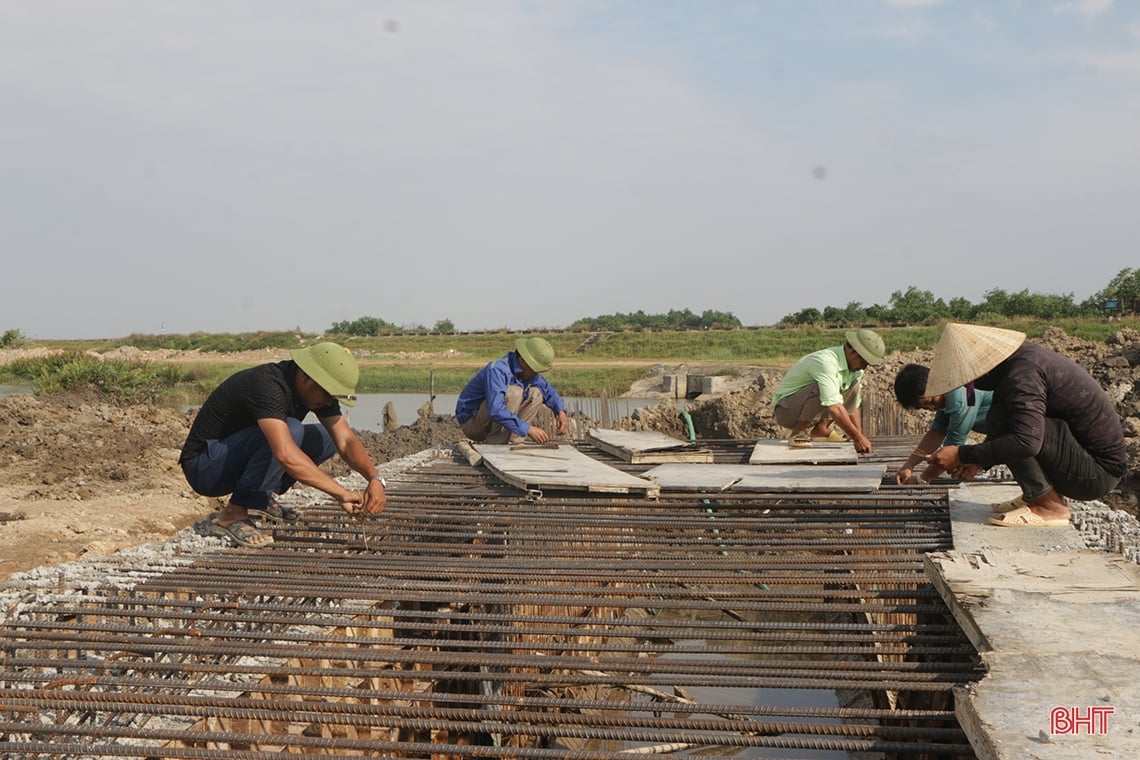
<box><xmin>555</xmin><ymin>411</ymin><xmax>569</xmax><ymax>436</ymax></box>
<box><xmin>852</xmin><ymin>433</ymin><xmax>873</xmax><ymax>454</ymax></box>
<box><xmin>950</xmin><ymin>463</ymin><xmax>980</xmax><ymax>481</ymax></box>
<box><xmin>360</xmin><ymin>477</ymin><xmax>388</xmax><ymax>515</ymax></box>
<box><xmin>527</xmin><ymin>426</ymin><xmax>550</xmax><ymax>444</ymax></box>
<box><xmin>928</xmin><ymin>445</ymin><xmax>960</xmax><ymax>471</ymax></box>
<box><xmin>335</xmin><ymin>490</ymin><xmax>364</xmax><ymax>516</ymax></box>
<box><xmin>895</xmin><ymin>467</ymin><xmax>918</xmax><ymax>485</ymax></box>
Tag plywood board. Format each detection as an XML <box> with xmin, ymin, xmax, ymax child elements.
<box><xmin>749</xmin><ymin>439</ymin><xmax>858</xmax><ymax>465</ymax></box>
<box><xmin>641</xmin><ymin>463</ymin><xmax>886</xmax><ymax>493</ymax></box>
<box><xmin>475</xmin><ymin>443</ymin><xmax>660</xmax><ymax>498</ymax></box>
<box><xmin>586</xmin><ymin>428</ymin><xmax>714</xmax><ymax>464</ymax></box>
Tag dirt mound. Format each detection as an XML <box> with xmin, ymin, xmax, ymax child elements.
<box><xmin>0</xmin><ymin>394</ymin><xmax>464</xmax><ymax>579</ymax></box>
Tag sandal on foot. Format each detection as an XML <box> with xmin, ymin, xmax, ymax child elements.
<box><xmin>194</xmin><ymin>516</ymin><xmax>274</xmax><ymax>547</ymax></box>
<box><xmin>788</xmin><ymin>433</ymin><xmax>812</xmax><ymax>449</ymax></box>
<box><xmin>991</xmin><ymin>496</ymin><xmax>1027</xmax><ymax>514</ymax></box>
<box><xmin>248</xmin><ymin>501</ymin><xmax>301</xmax><ymax>524</ymax></box>
<box><xmin>988</xmin><ymin>506</ymin><xmax>1069</xmax><ymax>528</ymax></box>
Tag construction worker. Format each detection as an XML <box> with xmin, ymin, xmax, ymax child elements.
<box><xmin>179</xmin><ymin>342</ymin><xmax>387</xmax><ymax>547</ymax></box>
<box><xmin>924</xmin><ymin>323</ymin><xmax>1126</xmax><ymax>527</ymax></box>
<box><xmin>892</xmin><ymin>363</ymin><xmax>993</xmax><ymax>484</ymax></box>
<box><xmin>771</xmin><ymin>329</ymin><xmax>886</xmax><ymax>453</ymax></box>
<box><xmin>456</xmin><ymin>337</ymin><xmax>569</xmax><ymax>444</ymax></box>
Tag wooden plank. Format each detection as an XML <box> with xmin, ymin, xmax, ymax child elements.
<box><xmin>586</xmin><ymin>429</ymin><xmax>714</xmax><ymax>464</ymax></box>
<box><xmin>748</xmin><ymin>439</ymin><xmax>858</xmax><ymax>465</ymax></box>
<box><xmin>475</xmin><ymin>443</ymin><xmax>660</xmax><ymax>498</ymax></box>
<box><xmin>641</xmin><ymin>463</ymin><xmax>886</xmax><ymax>493</ymax></box>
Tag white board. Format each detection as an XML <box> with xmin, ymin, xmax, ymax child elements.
<box><xmin>748</xmin><ymin>439</ymin><xmax>858</xmax><ymax>465</ymax></box>
<box><xmin>586</xmin><ymin>429</ymin><xmax>714</xmax><ymax>464</ymax></box>
<box><xmin>641</xmin><ymin>463</ymin><xmax>887</xmax><ymax>493</ymax></box>
<box><xmin>475</xmin><ymin>443</ymin><xmax>661</xmax><ymax>498</ymax></box>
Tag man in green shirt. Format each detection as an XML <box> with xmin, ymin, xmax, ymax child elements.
<box><xmin>771</xmin><ymin>329</ymin><xmax>886</xmax><ymax>453</ymax></box>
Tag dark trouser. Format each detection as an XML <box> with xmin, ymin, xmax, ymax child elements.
<box><xmin>987</xmin><ymin>407</ymin><xmax>1122</xmax><ymax>502</ymax></box>
<box><xmin>459</xmin><ymin>386</ymin><xmax>545</xmax><ymax>444</ymax></box>
<box><xmin>181</xmin><ymin>419</ymin><xmax>337</xmax><ymax>509</ymax></box>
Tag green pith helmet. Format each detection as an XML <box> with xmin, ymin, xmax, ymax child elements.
<box><xmin>515</xmin><ymin>336</ymin><xmax>555</xmax><ymax>373</ymax></box>
<box><xmin>290</xmin><ymin>342</ymin><xmax>359</xmax><ymax>406</ymax></box>
<box><xmin>845</xmin><ymin>329</ymin><xmax>886</xmax><ymax>366</ymax></box>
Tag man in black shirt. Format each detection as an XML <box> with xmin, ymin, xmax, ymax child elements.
<box><xmin>180</xmin><ymin>342</ymin><xmax>387</xmax><ymax>547</ymax></box>
<box><xmin>925</xmin><ymin>323</ymin><xmax>1126</xmax><ymax>528</ymax></box>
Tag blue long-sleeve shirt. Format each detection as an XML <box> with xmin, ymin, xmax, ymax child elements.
<box><xmin>455</xmin><ymin>351</ymin><xmax>566</xmax><ymax>436</ymax></box>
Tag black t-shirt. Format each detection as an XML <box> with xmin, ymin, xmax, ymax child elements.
<box><xmin>179</xmin><ymin>360</ymin><xmax>341</xmax><ymax>463</ymax></box>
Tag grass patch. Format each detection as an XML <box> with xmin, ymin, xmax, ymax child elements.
<box><xmin>0</xmin><ymin>352</ymin><xmax>185</xmax><ymax>405</ymax></box>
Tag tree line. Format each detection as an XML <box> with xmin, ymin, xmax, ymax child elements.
<box><xmin>323</xmin><ymin>268</ymin><xmax>1140</xmax><ymax>336</ymax></box>
<box><xmin>780</xmin><ymin>268</ymin><xmax>1140</xmax><ymax>327</ymax></box>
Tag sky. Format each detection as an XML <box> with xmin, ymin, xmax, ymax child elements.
<box><xmin>2</xmin><ymin>0</ymin><xmax>1138</xmax><ymax>339</ymax></box>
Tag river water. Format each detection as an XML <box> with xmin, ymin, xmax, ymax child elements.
<box><xmin>343</xmin><ymin>392</ymin><xmax>666</xmax><ymax>433</ymax></box>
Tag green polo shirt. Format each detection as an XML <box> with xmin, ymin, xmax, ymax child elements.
<box><xmin>771</xmin><ymin>345</ymin><xmax>862</xmax><ymax>409</ymax></box>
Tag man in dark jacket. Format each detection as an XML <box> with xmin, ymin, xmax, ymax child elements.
<box><xmin>180</xmin><ymin>342</ymin><xmax>387</xmax><ymax>547</ymax></box>
<box><xmin>925</xmin><ymin>323</ymin><xmax>1126</xmax><ymax>527</ymax></box>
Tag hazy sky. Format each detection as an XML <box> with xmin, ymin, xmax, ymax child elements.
<box><xmin>3</xmin><ymin>0</ymin><xmax>1138</xmax><ymax>339</ymax></box>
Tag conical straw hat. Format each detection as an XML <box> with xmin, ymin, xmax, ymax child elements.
<box><xmin>926</xmin><ymin>323</ymin><xmax>1026</xmax><ymax>396</ymax></box>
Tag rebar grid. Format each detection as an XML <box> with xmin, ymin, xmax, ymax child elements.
<box><xmin>0</xmin><ymin>443</ymin><xmax>981</xmax><ymax>758</ymax></box>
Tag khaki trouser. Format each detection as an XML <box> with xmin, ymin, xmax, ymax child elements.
<box><xmin>460</xmin><ymin>385</ymin><xmax>546</xmax><ymax>444</ymax></box>
<box><xmin>773</xmin><ymin>380</ymin><xmax>861</xmax><ymax>431</ymax></box>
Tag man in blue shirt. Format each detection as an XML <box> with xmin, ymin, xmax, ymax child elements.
<box><xmin>456</xmin><ymin>337</ymin><xmax>569</xmax><ymax>444</ymax></box>
<box><xmin>893</xmin><ymin>363</ymin><xmax>993</xmax><ymax>484</ymax></box>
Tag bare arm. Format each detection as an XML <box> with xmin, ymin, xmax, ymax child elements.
<box><xmin>258</xmin><ymin>417</ymin><xmax>360</xmax><ymax>507</ymax></box>
<box><xmin>828</xmin><ymin>404</ymin><xmax>872</xmax><ymax>453</ymax></box>
<box><xmin>322</xmin><ymin>415</ymin><xmax>387</xmax><ymax>515</ymax></box>
<box><xmin>897</xmin><ymin>430</ymin><xmax>946</xmax><ymax>484</ymax></box>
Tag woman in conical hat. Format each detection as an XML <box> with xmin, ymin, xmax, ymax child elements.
<box><xmin>925</xmin><ymin>324</ymin><xmax>1126</xmax><ymax>527</ymax></box>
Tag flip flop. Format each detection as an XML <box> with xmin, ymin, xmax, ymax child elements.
<box><xmin>813</xmin><ymin>430</ymin><xmax>849</xmax><ymax>443</ymax></box>
<box><xmin>194</xmin><ymin>515</ymin><xmax>275</xmax><ymax>547</ymax></box>
<box><xmin>988</xmin><ymin>506</ymin><xmax>1070</xmax><ymax>528</ymax></box>
<box><xmin>788</xmin><ymin>433</ymin><xmax>812</xmax><ymax>448</ymax></box>
<box><xmin>247</xmin><ymin>501</ymin><xmax>301</xmax><ymax>524</ymax></box>
<box><xmin>991</xmin><ymin>496</ymin><xmax>1027</xmax><ymax>514</ymax></box>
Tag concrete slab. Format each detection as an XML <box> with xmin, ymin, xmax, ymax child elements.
<box><xmin>924</xmin><ymin>483</ymin><xmax>1140</xmax><ymax>759</ymax></box>
<box><xmin>748</xmin><ymin>439</ymin><xmax>858</xmax><ymax>465</ymax></box>
<box><xmin>641</xmin><ymin>463</ymin><xmax>887</xmax><ymax>493</ymax></box>
<box><xmin>586</xmin><ymin>429</ymin><xmax>714</xmax><ymax>464</ymax></box>
<box><xmin>474</xmin><ymin>443</ymin><xmax>660</xmax><ymax>498</ymax></box>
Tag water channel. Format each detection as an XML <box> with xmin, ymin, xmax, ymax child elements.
<box><xmin>343</xmin><ymin>392</ymin><xmax>667</xmax><ymax>433</ymax></box>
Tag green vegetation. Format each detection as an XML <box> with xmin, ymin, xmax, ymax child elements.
<box><xmin>780</xmin><ymin>270</ymin><xmax>1140</xmax><ymax>327</ymax></box>
<box><xmin>570</xmin><ymin>308</ymin><xmax>742</xmax><ymax>331</ymax></box>
<box><xmin>1</xmin><ymin>329</ymin><xmax>26</xmax><ymax>348</ymax></box>
<box><xmin>4</xmin><ymin>269</ymin><xmax>1137</xmax><ymax>405</ymax></box>
<box><xmin>0</xmin><ymin>352</ymin><xmax>184</xmax><ymax>405</ymax></box>
<box><xmin>111</xmin><ymin>331</ymin><xmax>305</xmax><ymax>352</ymax></box>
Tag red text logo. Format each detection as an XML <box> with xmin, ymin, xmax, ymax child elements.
<box><xmin>1050</xmin><ymin>706</ymin><xmax>1114</xmax><ymax>735</ymax></box>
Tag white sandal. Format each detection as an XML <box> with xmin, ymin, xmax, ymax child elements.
<box><xmin>991</xmin><ymin>496</ymin><xmax>1027</xmax><ymax>514</ymax></box>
